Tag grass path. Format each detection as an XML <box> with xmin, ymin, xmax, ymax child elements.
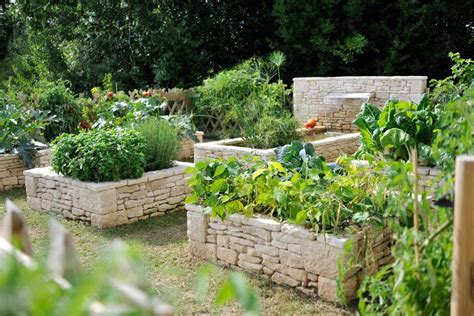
<box><xmin>1</xmin><ymin>188</ymin><xmax>352</xmax><ymax>315</ymax></box>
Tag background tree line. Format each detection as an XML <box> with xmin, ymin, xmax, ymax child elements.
<box><xmin>0</xmin><ymin>0</ymin><xmax>472</xmax><ymax>93</ymax></box>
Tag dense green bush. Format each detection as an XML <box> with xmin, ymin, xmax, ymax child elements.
<box><xmin>34</xmin><ymin>80</ymin><xmax>81</xmax><ymax>141</ymax></box>
<box><xmin>2</xmin><ymin>1</ymin><xmax>472</xmax><ymax>91</ymax></box>
<box><xmin>135</xmin><ymin>117</ymin><xmax>178</xmax><ymax>172</ymax></box>
<box><xmin>51</xmin><ymin>128</ymin><xmax>146</xmax><ymax>182</ymax></box>
<box><xmin>193</xmin><ymin>54</ymin><xmax>299</xmax><ymax>147</ymax></box>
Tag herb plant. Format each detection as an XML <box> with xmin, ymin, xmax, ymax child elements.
<box><xmin>135</xmin><ymin>117</ymin><xmax>179</xmax><ymax>171</ymax></box>
<box><xmin>52</xmin><ymin>128</ymin><xmax>146</xmax><ymax>182</ymax></box>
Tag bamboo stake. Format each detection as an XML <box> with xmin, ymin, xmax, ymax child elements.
<box><xmin>412</xmin><ymin>148</ymin><xmax>420</xmax><ymax>269</ymax></box>
<box><xmin>451</xmin><ymin>155</ymin><xmax>474</xmax><ymax>315</ymax></box>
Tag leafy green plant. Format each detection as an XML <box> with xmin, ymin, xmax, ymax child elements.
<box><xmin>193</xmin><ymin>53</ymin><xmax>299</xmax><ymax>146</ymax></box>
<box><xmin>353</xmin><ymin>96</ymin><xmax>441</xmax><ymax>166</ymax></box>
<box><xmin>135</xmin><ymin>117</ymin><xmax>179</xmax><ymax>172</ymax></box>
<box><xmin>32</xmin><ymin>80</ymin><xmax>81</xmax><ymax>142</ymax></box>
<box><xmin>274</xmin><ymin>141</ymin><xmax>325</xmax><ymax>173</ymax></box>
<box><xmin>357</xmin><ymin>57</ymin><xmax>474</xmax><ymax>315</ymax></box>
<box><xmin>51</xmin><ymin>128</ymin><xmax>146</xmax><ymax>182</ymax></box>
<box><xmin>186</xmin><ymin>156</ymin><xmax>389</xmax><ymax>234</ymax></box>
<box><xmin>0</xmin><ymin>92</ymin><xmax>50</xmax><ymax>167</ymax></box>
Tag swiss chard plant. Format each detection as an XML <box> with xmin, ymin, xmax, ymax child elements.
<box><xmin>353</xmin><ymin>96</ymin><xmax>441</xmax><ymax>166</ymax></box>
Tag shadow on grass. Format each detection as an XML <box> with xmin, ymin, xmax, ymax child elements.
<box><xmin>96</xmin><ymin>210</ymin><xmax>188</xmax><ymax>247</ymax></box>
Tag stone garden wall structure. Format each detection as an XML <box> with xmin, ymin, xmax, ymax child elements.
<box><xmin>178</xmin><ymin>131</ymin><xmax>204</xmax><ymax>160</ymax></box>
<box><xmin>187</xmin><ymin>204</ymin><xmax>391</xmax><ymax>303</ymax></box>
<box><xmin>293</xmin><ymin>76</ymin><xmax>428</xmax><ymax>132</ymax></box>
<box><xmin>24</xmin><ymin>162</ymin><xmax>193</xmax><ymax>228</ymax></box>
<box><xmin>194</xmin><ymin>133</ymin><xmax>360</xmax><ymax>163</ymax></box>
<box><xmin>0</xmin><ymin>149</ymin><xmax>50</xmax><ymax>192</ymax></box>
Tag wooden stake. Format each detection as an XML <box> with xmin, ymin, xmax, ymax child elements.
<box><xmin>451</xmin><ymin>155</ymin><xmax>474</xmax><ymax>315</ymax></box>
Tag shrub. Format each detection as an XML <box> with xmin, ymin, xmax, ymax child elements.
<box><xmin>134</xmin><ymin>117</ymin><xmax>179</xmax><ymax>171</ymax></box>
<box><xmin>0</xmin><ymin>91</ymin><xmax>50</xmax><ymax>167</ymax></box>
<box><xmin>51</xmin><ymin>128</ymin><xmax>146</xmax><ymax>182</ymax></box>
<box><xmin>193</xmin><ymin>53</ymin><xmax>300</xmax><ymax>147</ymax></box>
<box><xmin>33</xmin><ymin>80</ymin><xmax>81</xmax><ymax>142</ymax></box>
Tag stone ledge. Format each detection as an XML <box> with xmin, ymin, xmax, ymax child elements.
<box><xmin>293</xmin><ymin>76</ymin><xmax>428</xmax><ymax>81</ymax></box>
<box><xmin>186</xmin><ymin>204</ymin><xmax>391</xmax><ymax>303</ymax></box>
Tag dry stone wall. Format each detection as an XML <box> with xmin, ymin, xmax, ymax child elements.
<box><xmin>293</xmin><ymin>76</ymin><xmax>428</xmax><ymax>132</ymax></box>
<box><xmin>0</xmin><ymin>149</ymin><xmax>50</xmax><ymax>192</ymax></box>
<box><xmin>418</xmin><ymin>167</ymin><xmax>443</xmax><ymax>193</ymax></box>
<box><xmin>187</xmin><ymin>204</ymin><xmax>392</xmax><ymax>303</ymax></box>
<box><xmin>194</xmin><ymin>133</ymin><xmax>360</xmax><ymax>163</ymax></box>
<box><xmin>24</xmin><ymin>162</ymin><xmax>193</xmax><ymax>228</ymax></box>
<box><xmin>178</xmin><ymin>131</ymin><xmax>204</xmax><ymax>160</ymax></box>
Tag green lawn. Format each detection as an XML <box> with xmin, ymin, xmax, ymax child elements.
<box><xmin>1</xmin><ymin>188</ymin><xmax>352</xmax><ymax>315</ymax></box>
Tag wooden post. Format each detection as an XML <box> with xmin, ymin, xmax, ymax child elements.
<box><xmin>451</xmin><ymin>155</ymin><xmax>474</xmax><ymax>315</ymax></box>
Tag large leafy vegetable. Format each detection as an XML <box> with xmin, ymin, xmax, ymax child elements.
<box><xmin>353</xmin><ymin>96</ymin><xmax>441</xmax><ymax>165</ymax></box>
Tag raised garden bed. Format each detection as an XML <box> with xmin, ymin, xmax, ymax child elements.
<box><xmin>186</xmin><ymin>204</ymin><xmax>391</xmax><ymax>303</ymax></box>
<box><xmin>178</xmin><ymin>131</ymin><xmax>204</xmax><ymax>160</ymax></box>
<box><xmin>0</xmin><ymin>146</ymin><xmax>50</xmax><ymax>192</ymax></box>
<box><xmin>24</xmin><ymin>162</ymin><xmax>193</xmax><ymax>228</ymax></box>
<box><xmin>194</xmin><ymin>131</ymin><xmax>360</xmax><ymax>163</ymax></box>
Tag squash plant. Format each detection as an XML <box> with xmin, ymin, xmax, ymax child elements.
<box><xmin>353</xmin><ymin>96</ymin><xmax>441</xmax><ymax>166</ymax></box>
<box><xmin>186</xmin><ymin>154</ymin><xmax>389</xmax><ymax>234</ymax></box>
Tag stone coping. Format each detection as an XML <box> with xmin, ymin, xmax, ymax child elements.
<box><xmin>293</xmin><ymin>76</ymin><xmax>428</xmax><ymax>81</ymax></box>
<box><xmin>24</xmin><ymin>161</ymin><xmax>194</xmax><ymax>192</ymax></box>
<box><xmin>194</xmin><ymin>132</ymin><xmax>360</xmax><ymax>161</ymax></box>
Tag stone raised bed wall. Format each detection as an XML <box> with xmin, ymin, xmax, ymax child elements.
<box><xmin>187</xmin><ymin>204</ymin><xmax>391</xmax><ymax>303</ymax></box>
<box><xmin>178</xmin><ymin>131</ymin><xmax>204</xmax><ymax>160</ymax></box>
<box><xmin>0</xmin><ymin>149</ymin><xmax>50</xmax><ymax>192</ymax></box>
<box><xmin>24</xmin><ymin>162</ymin><xmax>193</xmax><ymax>228</ymax></box>
<box><xmin>194</xmin><ymin>133</ymin><xmax>360</xmax><ymax>163</ymax></box>
<box><xmin>293</xmin><ymin>76</ymin><xmax>428</xmax><ymax>132</ymax></box>
<box><xmin>418</xmin><ymin>167</ymin><xmax>443</xmax><ymax>193</ymax></box>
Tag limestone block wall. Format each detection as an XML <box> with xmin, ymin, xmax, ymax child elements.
<box><xmin>187</xmin><ymin>204</ymin><xmax>391</xmax><ymax>303</ymax></box>
<box><xmin>194</xmin><ymin>133</ymin><xmax>360</xmax><ymax>163</ymax></box>
<box><xmin>293</xmin><ymin>76</ymin><xmax>428</xmax><ymax>132</ymax></box>
<box><xmin>0</xmin><ymin>149</ymin><xmax>50</xmax><ymax>192</ymax></box>
<box><xmin>24</xmin><ymin>162</ymin><xmax>193</xmax><ymax>228</ymax></box>
<box><xmin>418</xmin><ymin>167</ymin><xmax>443</xmax><ymax>193</ymax></box>
<box><xmin>178</xmin><ymin>131</ymin><xmax>204</xmax><ymax>160</ymax></box>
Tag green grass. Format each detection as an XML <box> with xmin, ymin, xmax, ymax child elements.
<box><xmin>0</xmin><ymin>189</ymin><xmax>352</xmax><ymax>315</ymax></box>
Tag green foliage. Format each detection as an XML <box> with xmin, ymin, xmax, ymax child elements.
<box><xmin>32</xmin><ymin>80</ymin><xmax>81</xmax><ymax>142</ymax></box>
<box><xmin>0</xmin><ymin>238</ymin><xmax>169</xmax><ymax>315</ymax></box>
<box><xmin>186</xmin><ymin>156</ymin><xmax>390</xmax><ymax>234</ymax></box>
<box><xmin>51</xmin><ymin>128</ymin><xmax>146</xmax><ymax>182</ymax></box>
<box><xmin>0</xmin><ymin>91</ymin><xmax>50</xmax><ymax>167</ymax></box>
<box><xmin>272</xmin><ymin>1</ymin><xmax>474</xmax><ymax>83</ymax></box>
<box><xmin>430</xmin><ymin>52</ymin><xmax>474</xmax><ymax>105</ymax></box>
<box><xmin>357</xmin><ymin>56</ymin><xmax>474</xmax><ymax>315</ymax></box>
<box><xmin>353</xmin><ymin>96</ymin><xmax>440</xmax><ymax>166</ymax></box>
<box><xmin>1</xmin><ymin>1</ymin><xmax>275</xmax><ymax>91</ymax></box>
<box><xmin>193</xmin><ymin>54</ymin><xmax>299</xmax><ymax>147</ymax></box>
<box><xmin>135</xmin><ymin>117</ymin><xmax>178</xmax><ymax>172</ymax></box>
<box><xmin>274</xmin><ymin>141</ymin><xmax>326</xmax><ymax>173</ymax></box>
